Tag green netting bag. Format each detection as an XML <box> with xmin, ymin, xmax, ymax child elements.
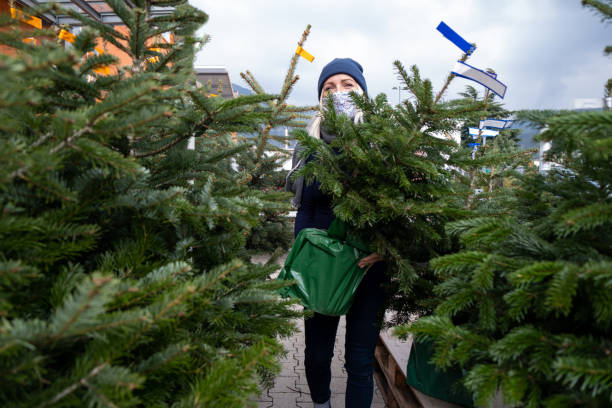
<box><xmin>277</xmin><ymin>220</ymin><xmax>370</xmax><ymax>316</ymax></box>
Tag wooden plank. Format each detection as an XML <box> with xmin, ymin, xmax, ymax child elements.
<box><xmin>374</xmin><ymin>332</ymin><xmax>467</xmax><ymax>408</ymax></box>
<box><xmin>374</xmin><ymin>336</ymin><xmax>421</xmax><ymax>408</ymax></box>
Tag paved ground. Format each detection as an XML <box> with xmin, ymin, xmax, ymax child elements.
<box><xmin>253</xmin><ymin>315</ymin><xmax>387</xmax><ymax>408</ymax></box>
<box><xmin>250</xmin><ymin>253</ymin><xmax>387</xmax><ymax>408</ymax></box>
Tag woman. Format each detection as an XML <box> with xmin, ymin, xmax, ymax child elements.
<box><xmin>286</xmin><ymin>58</ymin><xmax>387</xmax><ymax>408</ymax></box>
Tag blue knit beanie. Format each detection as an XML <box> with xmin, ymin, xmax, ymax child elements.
<box><xmin>317</xmin><ymin>58</ymin><xmax>367</xmax><ymax>100</ymax></box>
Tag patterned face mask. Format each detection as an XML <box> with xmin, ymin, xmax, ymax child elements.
<box><xmin>329</xmin><ymin>91</ymin><xmax>358</xmax><ymax>119</ymax></box>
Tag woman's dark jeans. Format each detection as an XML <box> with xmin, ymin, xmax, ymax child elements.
<box><xmin>304</xmin><ymin>261</ymin><xmax>387</xmax><ymax>408</ymax></box>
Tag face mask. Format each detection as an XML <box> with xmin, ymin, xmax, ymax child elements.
<box><xmin>329</xmin><ymin>91</ymin><xmax>358</xmax><ymax>119</ymax></box>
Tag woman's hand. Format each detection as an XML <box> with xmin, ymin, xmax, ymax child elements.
<box><xmin>358</xmin><ymin>252</ymin><xmax>383</xmax><ymax>269</ymax></box>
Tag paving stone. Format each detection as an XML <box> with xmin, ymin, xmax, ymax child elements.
<box><xmin>331</xmin><ymin>368</ymin><xmax>347</xmax><ymax>378</ymax></box>
<box><xmin>331</xmin><ymin>394</ymin><xmax>346</xmax><ymax>408</ymax></box>
<box><xmin>268</xmin><ymin>392</ymin><xmax>307</xmax><ymax>407</ymax></box>
<box><xmin>331</xmin><ymin>358</ymin><xmax>346</xmax><ymax>371</ymax></box>
<box><xmin>278</xmin><ymin>354</ymin><xmax>294</xmax><ymax>364</ymax></box>
<box><xmin>291</xmin><ymin>383</ymin><xmax>310</xmax><ymax>399</ymax></box>
<box><xmin>267</xmin><ymin>376</ymin><xmax>298</xmax><ymax>394</ymax></box>
<box><xmin>278</xmin><ymin>361</ymin><xmax>299</xmax><ymax>377</ymax></box>
<box><xmin>295</xmin><ymin>375</ymin><xmax>343</xmax><ymax>389</ymax></box>
<box><xmin>253</xmin><ymin>391</ymin><xmax>272</xmax><ymax>403</ymax></box>
<box><xmin>258</xmin><ymin>388</ymin><xmax>273</xmax><ymax>399</ymax></box>
<box><xmin>291</xmin><ymin>357</ymin><xmax>303</xmax><ymax>369</ymax></box>
<box><xmin>294</xmin><ymin>366</ymin><xmax>306</xmax><ymax>379</ymax></box>
<box><xmin>330</xmin><ymin>378</ymin><xmax>347</xmax><ymax>395</ymax></box>
<box><xmin>295</xmin><ymin>390</ymin><xmax>312</xmax><ymax>403</ymax></box>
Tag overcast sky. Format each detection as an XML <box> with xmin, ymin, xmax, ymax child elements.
<box><xmin>190</xmin><ymin>0</ymin><xmax>611</xmax><ymax>111</ymax></box>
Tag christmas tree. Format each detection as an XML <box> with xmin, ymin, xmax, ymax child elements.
<box><xmin>236</xmin><ymin>26</ymin><xmax>316</xmax><ymax>254</ymax></box>
<box><xmin>454</xmin><ymin>85</ymin><xmax>534</xmax><ymax>212</ymax></box>
<box><xmin>294</xmin><ymin>60</ymin><xmax>492</xmax><ymax>320</ymax></box>
<box><xmin>0</xmin><ymin>1</ymin><xmax>299</xmax><ymax>406</ymax></box>
<box><xmin>401</xmin><ymin>2</ymin><xmax>612</xmax><ymax>405</ymax></box>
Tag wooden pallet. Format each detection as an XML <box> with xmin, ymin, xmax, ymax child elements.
<box><xmin>374</xmin><ymin>333</ymin><xmax>468</xmax><ymax>408</ymax></box>
<box><xmin>373</xmin><ymin>335</ymin><xmax>421</xmax><ymax>408</ymax></box>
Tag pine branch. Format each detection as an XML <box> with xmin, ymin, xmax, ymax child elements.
<box><xmin>582</xmin><ymin>0</ymin><xmax>612</xmax><ymax>22</ymax></box>
<box><xmin>553</xmin><ymin>356</ymin><xmax>612</xmax><ymax>398</ymax></box>
<box><xmin>135</xmin><ymin>342</ymin><xmax>192</xmax><ymax>374</ymax></box>
<box><xmin>39</xmin><ymin>363</ymin><xmax>109</xmax><ymax>408</ymax></box>
<box><xmin>49</xmin><ymin>275</ymin><xmax>114</xmax><ymax>342</ymax></box>
<box><xmin>133</xmin><ymin>131</ymin><xmax>198</xmax><ymax>158</ymax></box>
<box><xmin>434</xmin><ymin>52</ymin><xmax>471</xmax><ymax>104</ymax></box>
<box><xmin>241</xmin><ymin>25</ymin><xmax>312</xmax><ymax>162</ymax></box>
<box><xmin>7</xmin><ymin>124</ymin><xmax>93</xmax><ymax>181</ymax></box>
<box><xmin>240</xmin><ymin>71</ymin><xmax>266</xmax><ymax>95</ymax></box>
<box><xmin>555</xmin><ymin>202</ymin><xmax>612</xmax><ymax>238</ymax></box>
<box><xmin>544</xmin><ymin>264</ymin><xmax>579</xmax><ymax>317</ymax></box>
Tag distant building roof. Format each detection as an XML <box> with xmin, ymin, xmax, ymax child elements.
<box><xmin>22</xmin><ymin>0</ymin><xmax>174</xmax><ymax>26</ymax></box>
<box><xmin>194</xmin><ymin>66</ymin><xmax>236</xmax><ymax>98</ymax></box>
<box><xmin>574</xmin><ymin>98</ymin><xmax>604</xmax><ymax>110</ymax></box>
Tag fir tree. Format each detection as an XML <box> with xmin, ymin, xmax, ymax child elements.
<box><xmin>402</xmin><ymin>109</ymin><xmax>612</xmax><ymax>408</ymax></box>
<box><xmin>236</xmin><ymin>26</ymin><xmax>316</xmax><ymax>254</ymax></box>
<box><xmin>401</xmin><ymin>3</ymin><xmax>612</xmax><ymax>405</ymax></box>
<box><xmin>457</xmin><ymin>84</ymin><xmax>519</xmax><ymax>147</ymax></box>
<box><xmin>0</xmin><ymin>1</ymin><xmax>299</xmax><ymax>407</ymax></box>
<box><xmin>454</xmin><ymin>85</ymin><xmax>534</xmax><ymax>211</ymax></box>
<box><xmin>294</xmin><ymin>60</ymin><xmax>491</xmax><ymax>321</ymax></box>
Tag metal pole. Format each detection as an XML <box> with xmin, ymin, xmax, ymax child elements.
<box><xmin>392</xmin><ymin>86</ymin><xmax>401</xmax><ymax>104</ymax></box>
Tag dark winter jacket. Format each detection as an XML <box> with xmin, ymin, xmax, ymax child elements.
<box><xmin>284</xmin><ymin>143</ymin><xmax>305</xmax><ymax>209</ymax></box>
<box><xmin>285</xmin><ymin>128</ymin><xmax>337</xmax><ymax>237</ymax></box>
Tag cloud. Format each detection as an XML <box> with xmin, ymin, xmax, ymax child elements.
<box><xmin>191</xmin><ymin>0</ymin><xmax>611</xmax><ymax>111</ymax></box>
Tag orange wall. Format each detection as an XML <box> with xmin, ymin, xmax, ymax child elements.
<box><xmin>0</xmin><ymin>0</ymin><xmax>37</xmax><ymax>56</ymax></box>
<box><xmin>108</xmin><ymin>26</ymin><xmax>132</xmax><ymax>67</ymax></box>
<box><xmin>0</xmin><ymin>1</ymin><xmax>171</xmax><ymax>75</ymax></box>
